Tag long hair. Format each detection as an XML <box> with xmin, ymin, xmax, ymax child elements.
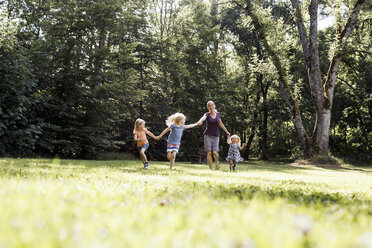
<box><xmin>166</xmin><ymin>113</ymin><xmax>186</xmax><ymax>127</ymax></box>
<box><xmin>134</xmin><ymin>118</ymin><xmax>145</xmax><ymax>131</ymax></box>
<box><xmin>230</xmin><ymin>134</ymin><xmax>241</xmax><ymax>145</ymax></box>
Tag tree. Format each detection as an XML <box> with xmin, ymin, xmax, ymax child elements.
<box><xmin>0</xmin><ymin>42</ymin><xmax>40</xmax><ymax>156</ymax></box>
<box><xmin>232</xmin><ymin>0</ymin><xmax>367</xmax><ymax>158</ymax></box>
<box><xmin>326</xmin><ymin>11</ymin><xmax>372</xmax><ymax>159</ymax></box>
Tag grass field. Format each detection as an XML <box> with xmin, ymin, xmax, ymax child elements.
<box><xmin>0</xmin><ymin>158</ymin><xmax>371</xmax><ymax>248</ymax></box>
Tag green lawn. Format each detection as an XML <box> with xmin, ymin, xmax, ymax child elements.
<box><xmin>0</xmin><ymin>158</ymin><xmax>371</xmax><ymax>248</ymax></box>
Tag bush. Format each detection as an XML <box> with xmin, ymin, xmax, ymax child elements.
<box><xmin>290</xmin><ymin>146</ymin><xmax>303</xmax><ymax>160</ymax></box>
<box><xmin>310</xmin><ymin>155</ymin><xmax>339</xmax><ymax>165</ymax></box>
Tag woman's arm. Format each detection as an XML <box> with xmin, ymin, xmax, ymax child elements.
<box><xmin>185</xmin><ymin>122</ymin><xmax>201</xmax><ymax>129</ymax></box>
<box><xmin>219</xmin><ymin>119</ymin><xmax>230</xmax><ymax>136</ymax></box>
<box><xmin>156</xmin><ymin>126</ymin><xmax>172</xmax><ymax>140</ymax></box>
<box><xmin>198</xmin><ymin>114</ymin><xmax>207</xmax><ymax>123</ymax></box>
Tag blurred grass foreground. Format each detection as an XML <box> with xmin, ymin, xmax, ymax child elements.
<box><xmin>0</xmin><ymin>158</ymin><xmax>371</xmax><ymax>248</ymax></box>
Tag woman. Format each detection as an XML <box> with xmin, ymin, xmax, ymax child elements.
<box><xmin>199</xmin><ymin>101</ymin><xmax>230</xmax><ymax>170</ymax></box>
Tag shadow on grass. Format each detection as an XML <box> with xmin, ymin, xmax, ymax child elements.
<box><xmin>207</xmin><ymin>182</ymin><xmax>372</xmax><ymax>209</ymax></box>
<box><xmin>1</xmin><ymin>159</ymin><xmax>371</xmax><ymax>211</ymax></box>
<box><xmin>2</xmin><ymin>158</ymin><xmax>371</xmax><ymax>179</ymax></box>
<box><xmin>111</xmin><ymin>161</ymin><xmax>318</xmax><ymax>176</ymax></box>
<box><xmin>339</xmin><ymin>166</ymin><xmax>372</xmax><ymax>173</ymax></box>
<box><xmin>149</xmin><ymin>179</ymin><xmax>372</xmax><ymax>211</ymax></box>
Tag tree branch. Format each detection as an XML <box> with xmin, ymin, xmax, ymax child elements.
<box><xmin>338</xmin><ymin>77</ymin><xmax>356</xmax><ymax>92</ymax></box>
<box><xmin>340</xmin><ymin>0</ymin><xmax>367</xmax><ymax>44</ymax></box>
<box><xmin>290</xmin><ymin>0</ymin><xmax>310</xmax><ymax>67</ymax></box>
<box><xmin>308</xmin><ymin>0</ymin><xmax>319</xmax><ymax>62</ymax></box>
<box><xmin>292</xmin><ymin>0</ymin><xmax>323</xmax><ymax>110</ymax></box>
<box><xmin>324</xmin><ymin>0</ymin><xmax>367</xmax><ymax>107</ymax></box>
<box><xmin>342</xmin><ymin>59</ymin><xmax>361</xmax><ymax>81</ymax></box>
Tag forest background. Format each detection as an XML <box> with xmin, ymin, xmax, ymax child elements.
<box><xmin>0</xmin><ymin>0</ymin><xmax>370</xmax><ymax>162</ymax></box>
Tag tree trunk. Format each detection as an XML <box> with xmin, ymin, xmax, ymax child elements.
<box><xmin>253</xmin><ymin>30</ymin><xmax>269</xmax><ymax>160</ymax></box>
<box><xmin>245</xmin><ymin>86</ymin><xmax>260</xmax><ymax>158</ymax></box>
<box><xmin>258</xmin><ymin>74</ymin><xmax>268</xmax><ymax>160</ymax></box>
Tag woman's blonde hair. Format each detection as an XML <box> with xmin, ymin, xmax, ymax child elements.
<box><xmin>230</xmin><ymin>134</ymin><xmax>241</xmax><ymax>144</ymax></box>
<box><xmin>134</xmin><ymin>118</ymin><xmax>145</xmax><ymax>131</ymax></box>
<box><xmin>166</xmin><ymin>113</ymin><xmax>186</xmax><ymax>126</ymax></box>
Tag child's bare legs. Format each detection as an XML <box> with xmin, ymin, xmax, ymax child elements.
<box><xmin>229</xmin><ymin>159</ymin><xmax>233</xmax><ymax>171</ymax></box>
<box><xmin>207</xmin><ymin>151</ymin><xmax>213</xmax><ymax>169</ymax></box>
<box><xmin>167</xmin><ymin>151</ymin><xmax>177</xmax><ymax>169</ymax></box>
<box><xmin>213</xmin><ymin>151</ymin><xmax>219</xmax><ymax>170</ymax></box>
<box><xmin>139</xmin><ymin>148</ymin><xmax>147</xmax><ymax>165</ymax></box>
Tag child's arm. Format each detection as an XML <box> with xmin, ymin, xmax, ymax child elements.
<box><xmin>239</xmin><ymin>143</ymin><xmax>246</xmax><ymax>150</ymax></box>
<box><xmin>227</xmin><ymin>136</ymin><xmax>231</xmax><ymax>144</ymax></box>
<box><xmin>144</xmin><ymin>128</ymin><xmax>157</xmax><ymax>140</ymax></box>
<box><xmin>133</xmin><ymin>132</ymin><xmax>143</xmax><ymax>142</ymax></box>
<box><xmin>156</xmin><ymin>126</ymin><xmax>172</xmax><ymax>140</ymax></box>
<box><xmin>185</xmin><ymin>122</ymin><xmax>200</xmax><ymax>129</ymax></box>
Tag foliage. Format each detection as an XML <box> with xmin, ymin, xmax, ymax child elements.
<box><xmin>0</xmin><ymin>42</ymin><xmax>41</xmax><ymax>156</ymax></box>
<box><xmin>326</xmin><ymin>9</ymin><xmax>372</xmax><ymax>160</ymax></box>
<box><xmin>0</xmin><ymin>0</ymin><xmax>370</xmax><ymax>161</ymax></box>
<box><xmin>0</xmin><ymin>8</ymin><xmax>16</xmax><ymax>48</ymax></box>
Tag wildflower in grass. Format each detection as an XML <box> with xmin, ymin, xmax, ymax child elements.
<box><xmin>292</xmin><ymin>214</ymin><xmax>314</xmax><ymax>235</ymax></box>
<box><xmin>59</xmin><ymin>227</ymin><xmax>68</xmax><ymax>241</ymax></box>
<box><xmin>96</xmin><ymin>226</ymin><xmax>109</xmax><ymax>239</ymax></box>
<box><xmin>358</xmin><ymin>232</ymin><xmax>372</xmax><ymax>248</ymax></box>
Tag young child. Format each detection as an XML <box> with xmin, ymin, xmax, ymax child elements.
<box><xmin>157</xmin><ymin>113</ymin><xmax>202</xmax><ymax>170</ymax></box>
<box><xmin>226</xmin><ymin>135</ymin><xmax>246</xmax><ymax>172</ymax></box>
<box><xmin>133</xmin><ymin>118</ymin><xmax>157</xmax><ymax>169</ymax></box>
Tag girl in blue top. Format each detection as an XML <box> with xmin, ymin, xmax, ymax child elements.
<box><xmin>157</xmin><ymin>113</ymin><xmax>202</xmax><ymax>169</ymax></box>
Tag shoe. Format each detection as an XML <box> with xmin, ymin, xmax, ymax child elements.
<box><xmin>216</xmin><ymin>162</ymin><xmax>220</xmax><ymax>170</ymax></box>
<box><xmin>144</xmin><ymin>162</ymin><xmax>150</xmax><ymax>169</ymax></box>
<box><xmin>232</xmin><ymin>164</ymin><xmax>236</xmax><ymax>171</ymax></box>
